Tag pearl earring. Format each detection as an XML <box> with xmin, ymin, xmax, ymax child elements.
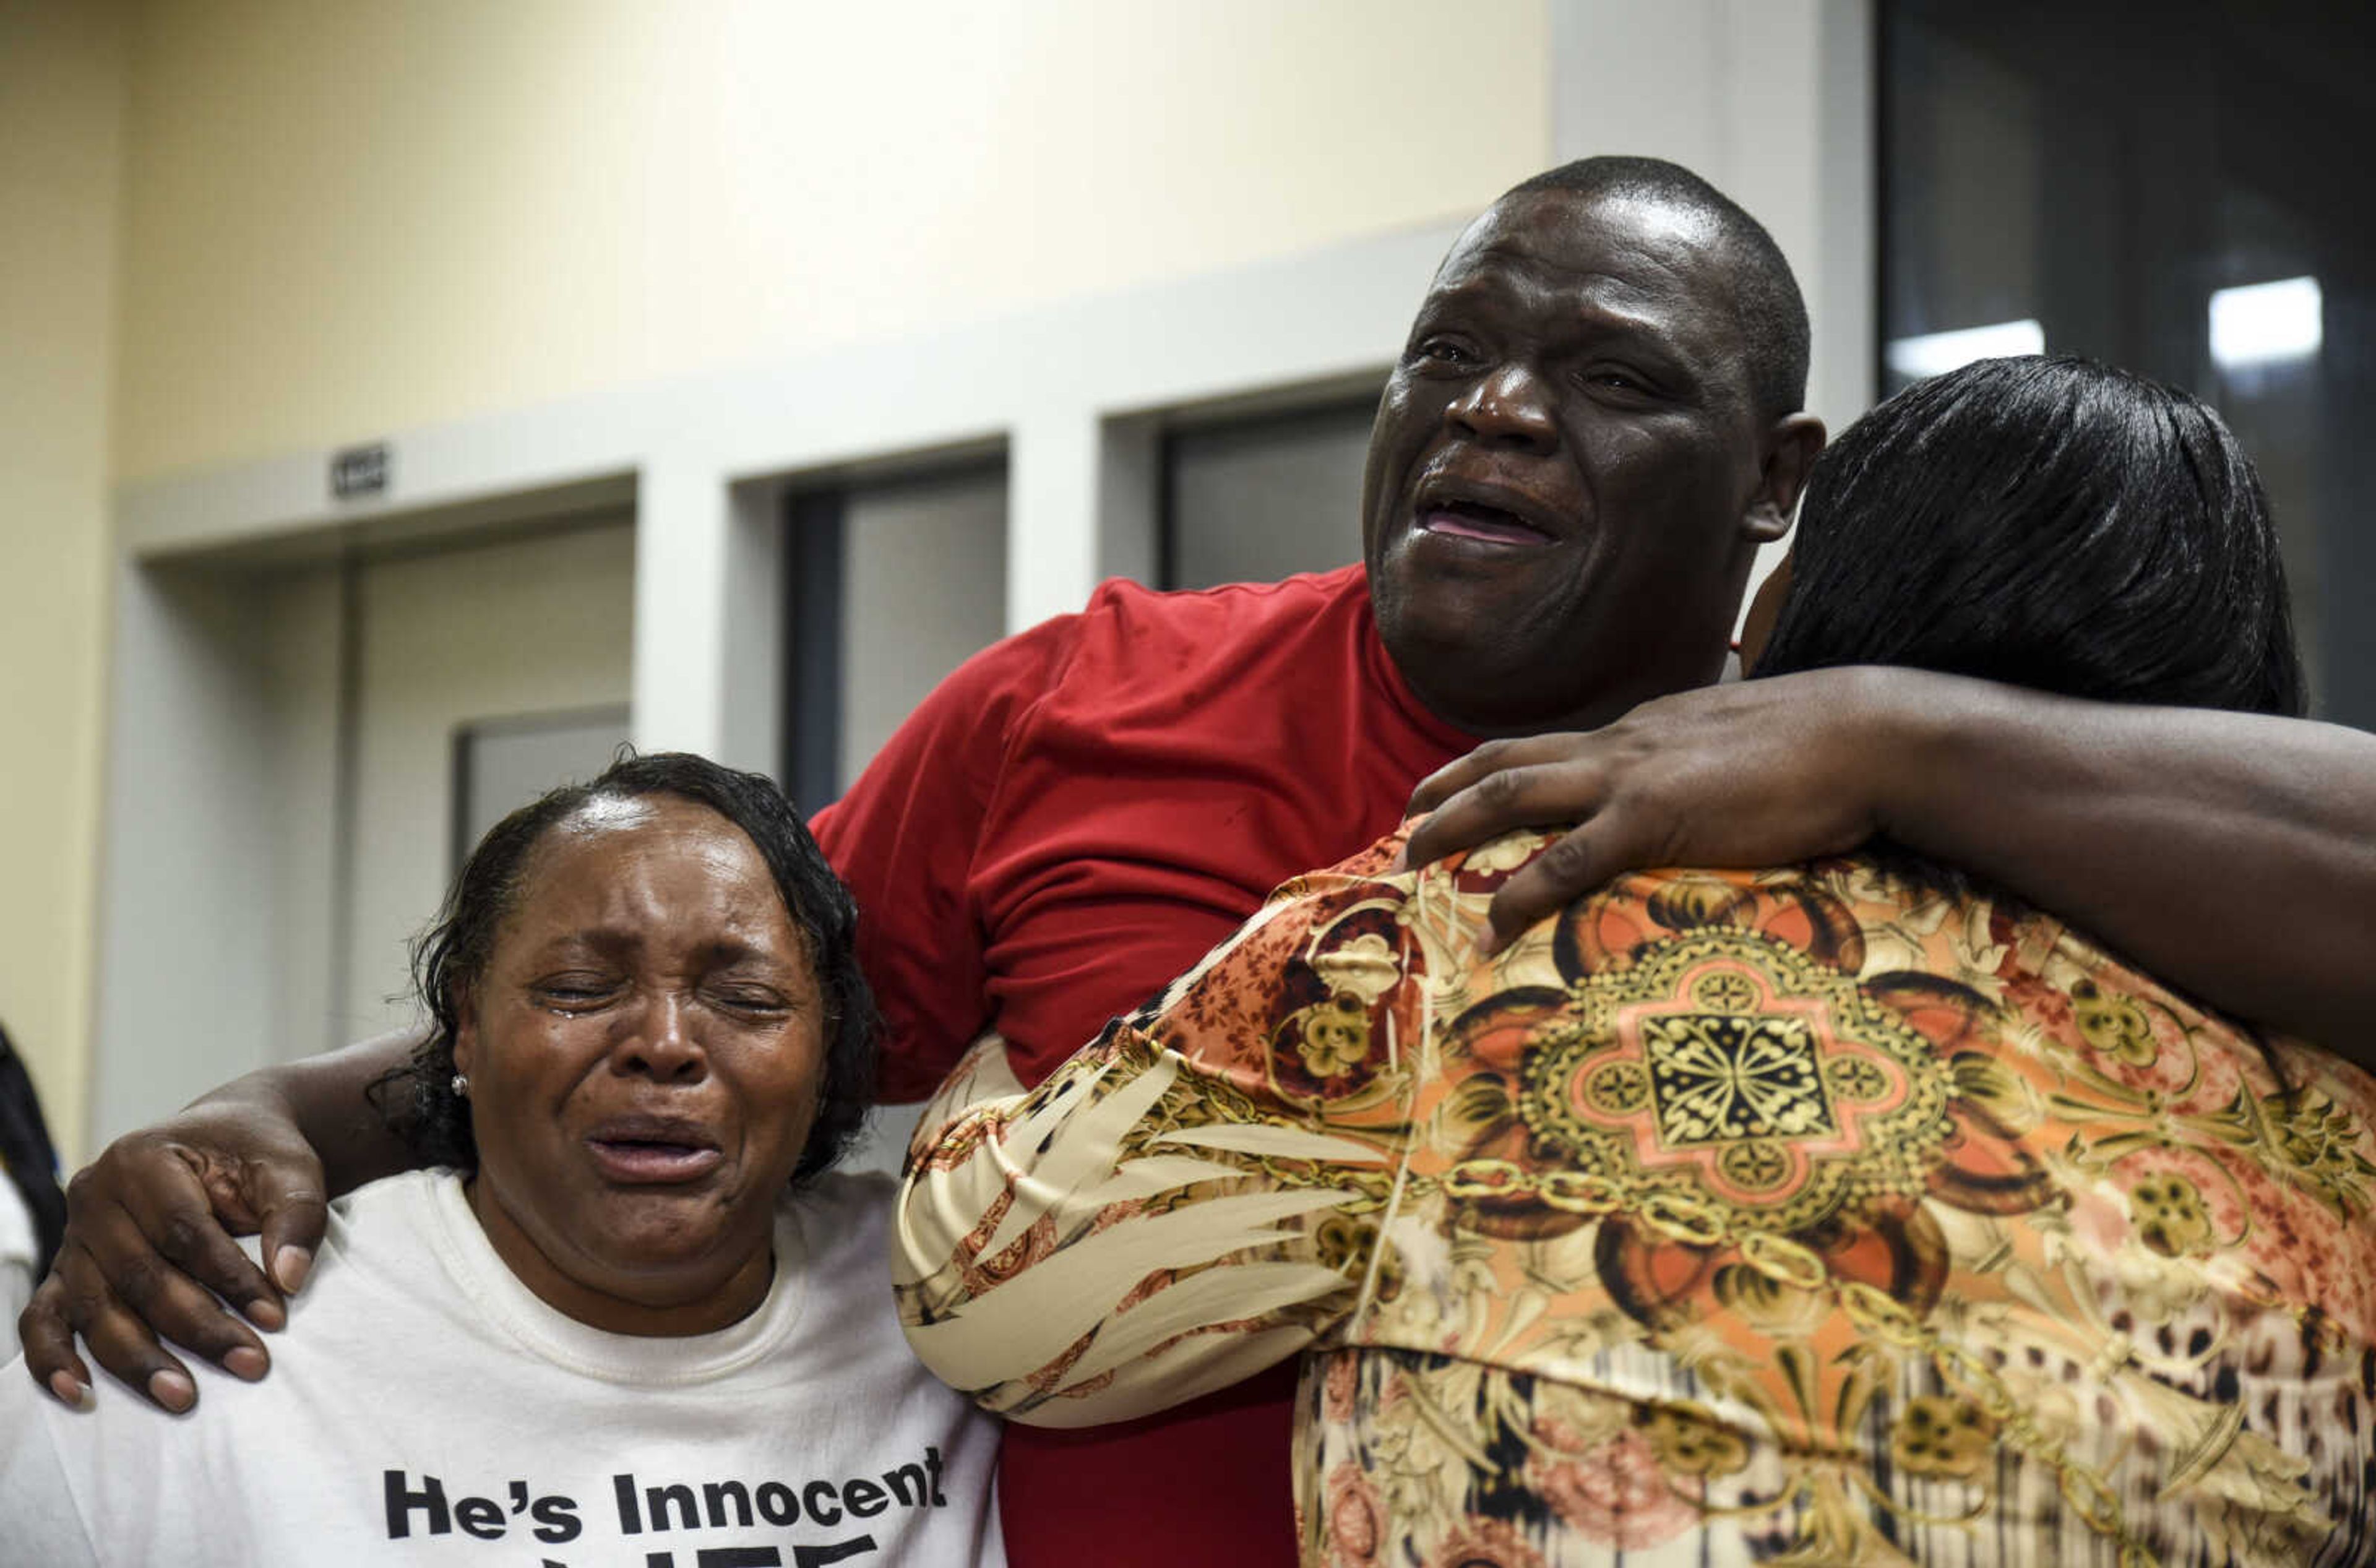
<box><xmin>450</xmin><ymin>1073</ymin><xmax>470</xmax><ymax>1098</ymax></box>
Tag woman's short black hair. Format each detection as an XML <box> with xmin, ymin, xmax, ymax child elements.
<box><xmin>1754</xmin><ymin>355</ymin><xmax>2305</xmax><ymax>717</ymax></box>
<box><xmin>370</xmin><ymin>751</ymin><xmax>877</xmax><ymax>1182</ymax></box>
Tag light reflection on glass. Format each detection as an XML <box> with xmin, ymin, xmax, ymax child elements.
<box><xmin>1883</xmin><ymin>319</ymin><xmax>2047</xmax><ymax>382</ymax></box>
<box><xmin>2209</xmin><ymin>276</ymin><xmax>2323</xmax><ymax>369</ymax></box>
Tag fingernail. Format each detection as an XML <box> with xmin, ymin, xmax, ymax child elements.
<box><xmin>1473</xmin><ymin>921</ymin><xmax>1504</xmax><ymax>957</ymax></box>
<box><xmin>46</xmin><ymin>1371</ymin><xmax>88</xmax><ymax>1408</ymax></box>
<box><xmin>273</xmin><ymin>1246</ymin><xmax>313</xmax><ymax>1293</ymax></box>
<box><xmin>244</xmin><ymin>1295</ymin><xmax>286</xmax><ymax>1332</ymax></box>
<box><xmin>223</xmin><ymin>1346</ymin><xmax>269</xmax><ymax>1381</ymax></box>
<box><xmin>148</xmin><ymin>1369</ymin><xmax>196</xmax><ymax>1412</ymax></box>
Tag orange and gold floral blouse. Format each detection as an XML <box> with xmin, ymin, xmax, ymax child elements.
<box><xmin>893</xmin><ymin>828</ymin><xmax>2376</xmax><ymax>1567</ymax></box>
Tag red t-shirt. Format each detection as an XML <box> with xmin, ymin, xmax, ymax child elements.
<box><xmin>811</xmin><ymin>564</ymin><xmax>1475</xmax><ymax>1568</ymax></box>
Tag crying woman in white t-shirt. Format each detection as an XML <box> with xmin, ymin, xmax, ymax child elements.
<box><xmin>0</xmin><ymin>752</ymin><xmax>1004</xmax><ymax>1567</ymax></box>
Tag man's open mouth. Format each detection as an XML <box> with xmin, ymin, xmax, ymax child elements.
<box><xmin>1418</xmin><ymin>499</ymin><xmax>1555</xmax><ymax>546</ymax></box>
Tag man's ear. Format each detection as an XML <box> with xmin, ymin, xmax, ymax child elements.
<box><xmin>1742</xmin><ymin>413</ymin><xmax>1826</xmax><ymax>545</ymax></box>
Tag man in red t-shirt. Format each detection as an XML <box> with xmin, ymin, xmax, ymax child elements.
<box><xmin>25</xmin><ymin>158</ymin><xmax>2376</xmax><ymax>1568</ymax></box>
<box><xmin>803</xmin><ymin>158</ymin><xmax>1826</xmax><ymax>1562</ymax></box>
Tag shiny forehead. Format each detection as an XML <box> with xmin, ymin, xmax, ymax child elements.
<box><xmin>497</xmin><ymin>792</ymin><xmax>793</xmax><ymax>947</ymax></box>
<box><xmin>1430</xmin><ymin>189</ymin><xmax>1733</xmax><ymax>302</ymax></box>
<box><xmin>520</xmin><ymin>794</ymin><xmax>765</xmax><ymax>907</ymax></box>
<box><xmin>553</xmin><ymin>792</ymin><xmax>665</xmax><ymax>835</ymax></box>
<box><xmin>532</xmin><ymin>792</ymin><xmax>758</xmax><ymax>877</ymax></box>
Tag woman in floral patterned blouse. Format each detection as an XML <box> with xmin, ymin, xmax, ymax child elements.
<box><xmin>893</xmin><ymin>357</ymin><xmax>2370</xmax><ymax>1568</ymax></box>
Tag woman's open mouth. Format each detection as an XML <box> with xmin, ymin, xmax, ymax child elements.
<box><xmin>586</xmin><ymin>1116</ymin><xmax>723</xmax><ymax>1183</ymax></box>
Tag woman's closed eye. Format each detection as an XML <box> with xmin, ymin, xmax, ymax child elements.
<box><xmin>531</xmin><ymin>973</ymin><xmax>624</xmax><ymax>1012</ymax></box>
<box><xmin>703</xmin><ymin>979</ymin><xmax>798</xmax><ymax>1020</ymax></box>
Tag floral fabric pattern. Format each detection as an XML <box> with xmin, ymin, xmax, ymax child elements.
<box><xmin>893</xmin><ymin>830</ymin><xmax>2376</xmax><ymax>1566</ymax></box>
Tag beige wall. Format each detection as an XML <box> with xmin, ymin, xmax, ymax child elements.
<box><xmin>21</xmin><ymin>0</ymin><xmax>1555</xmax><ymax>1153</ymax></box>
<box><xmin>0</xmin><ymin>0</ymin><xmax>129</xmax><ymax>1163</ymax></box>
<box><xmin>114</xmin><ymin>0</ymin><xmax>1552</xmax><ymax>483</ymax></box>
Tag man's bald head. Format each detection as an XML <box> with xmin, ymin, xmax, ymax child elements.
<box><xmin>1507</xmin><ymin>157</ymin><xmax>1811</xmax><ymax>421</ymax></box>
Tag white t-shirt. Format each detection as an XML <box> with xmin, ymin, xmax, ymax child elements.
<box><xmin>0</xmin><ymin>1169</ymin><xmax>1004</xmax><ymax>1567</ymax></box>
<box><xmin>0</xmin><ymin>1174</ymin><xmax>35</xmax><ymax>1360</ymax></box>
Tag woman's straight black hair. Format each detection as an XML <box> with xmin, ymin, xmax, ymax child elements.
<box><xmin>1755</xmin><ymin>355</ymin><xmax>2306</xmax><ymax>718</ymax></box>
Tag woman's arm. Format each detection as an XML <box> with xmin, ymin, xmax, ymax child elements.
<box><xmin>1867</xmin><ymin>680</ymin><xmax>2376</xmax><ymax>1049</ymax></box>
<box><xmin>895</xmin><ymin>1031</ymin><xmax>1385</xmax><ymax>1426</ymax></box>
<box><xmin>894</xmin><ymin>857</ymin><xmax>1428</xmax><ymax>1427</ymax></box>
<box><xmin>1404</xmin><ymin>668</ymin><xmax>2376</xmax><ymax>1057</ymax></box>
<box><xmin>17</xmin><ymin>1029</ymin><xmax>420</xmax><ymax>1411</ymax></box>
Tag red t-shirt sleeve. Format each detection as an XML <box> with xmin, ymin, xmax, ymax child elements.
<box><xmin>810</xmin><ymin>613</ymin><xmax>1077</xmax><ymax>1103</ymax></box>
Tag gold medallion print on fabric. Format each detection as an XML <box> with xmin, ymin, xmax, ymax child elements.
<box><xmin>1257</xmin><ymin>900</ymin><xmax>1416</xmax><ymax>1113</ymax></box>
<box><xmin>1515</xmin><ymin>929</ymin><xmax>1955</xmax><ymax>1243</ymax></box>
